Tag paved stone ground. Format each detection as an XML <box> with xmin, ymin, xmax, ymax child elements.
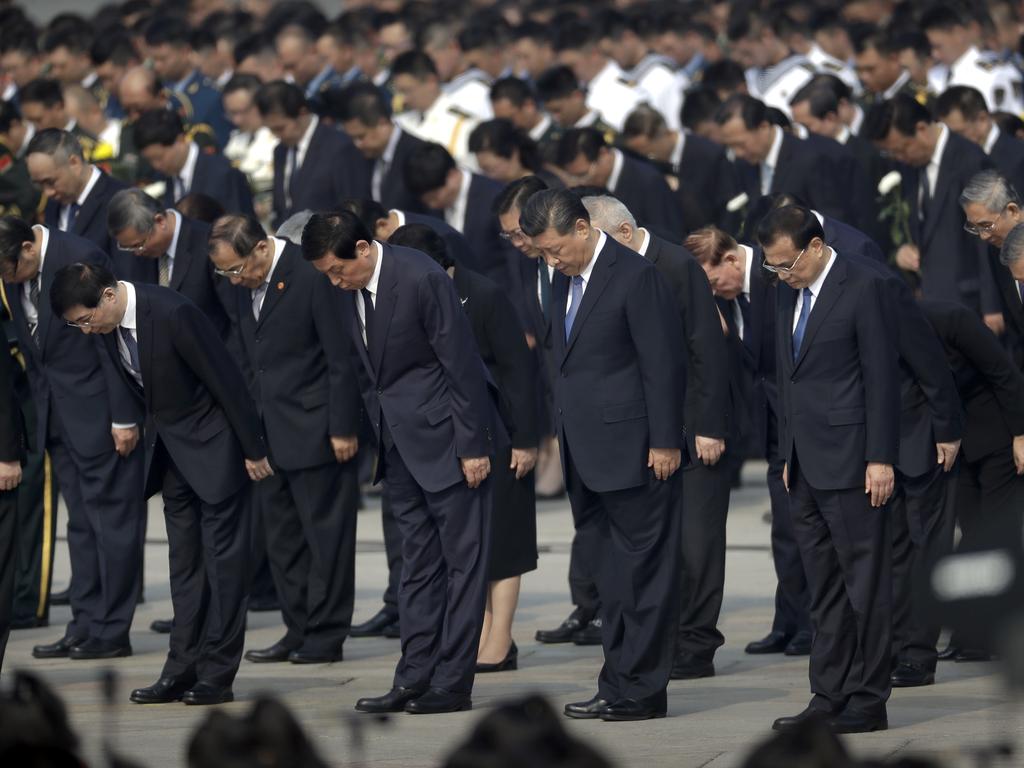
<box><xmin>3</xmin><ymin>462</ymin><xmax>1022</xmax><ymax>767</ymax></box>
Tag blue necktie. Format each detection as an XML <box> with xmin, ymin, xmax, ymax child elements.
<box><xmin>119</xmin><ymin>326</ymin><xmax>142</xmax><ymax>382</ymax></box>
<box><xmin>792</xmin><ymin>287</ymin><xmax>813</xmax><ymax>361</ymax></box>
<box><xmin>66</xmin><ymin>203</ymin><xmax>80</xmax><ymax>232</ymax></box>
<box><xmin>564</xmin><ymin>275</ymin><xmax>583</xmax><ymax>341</ymax></box>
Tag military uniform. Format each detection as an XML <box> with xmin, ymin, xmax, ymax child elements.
<box><xmin>444</xmin><ymin>67</ymin><xmax>494</xmax><ymax>121</ymax></box>
<box><xmin>747</xmin><ymin>54</ymin><xmax>817</xmax><ymax>118</ymax></box>
<box><xmin>860</xmin><ymin>69</ymin><xmax>934</xmax><ymax>112</ymax></box>
<box><xmin>928</xmin><ymin>46</ymin><xmax>1024</xmax><ymax>115</ymax></box>
<box><xmin>0</xmin><ymin>142</ymin><xmax>40</xmax><ymax>221</ymax></box>
<box><xmin>395</xmin><ymin>91</ymin><xmax>480</xmax><ymax>167</ymax></box>
<box><xmin>65</xmin><ymin>121</ymin><xmax>115</xmax><ymax>166</ymax></box>
<box><xmin>573</xmin><ymin>110</ymin><xmax>617</xmax><ymax>144</ymax></box>
<box><xmin>169</xmin><ymin>69</ymin><xmax>233</xmax><ymax>149</ymax></box>
<box><xmin>304</xmin><ymin>65</ymin><xmax>348</xmax><ymax>114</ymax></box>
<box><xmin>585</xmin><ymin>60</ymin><xmax>650</xmax><ymax>132</ymax></box>
<box><xmin>807</xmin><ymin>44</ymin><xmax>862</xmax><ymax>97</ymax></box>
<box><xmin>622</xmin><ymin>53</ymin><xmax>688</xmax><ymax>131</ymax></box>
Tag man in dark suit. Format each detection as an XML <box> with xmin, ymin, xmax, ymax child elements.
<box><xmin>0</xmin><ymin>218</ymin><xmax>145</xmax><ymax>662</ymax></box>
<box><xmin>582</xmin><ymin>195</ymin><xmax>733</xmax><ymax>680</ymax></box>
<box><xmin>302</xmin><ymin>210</ymin><xmax>497</xmax><ymax>715</ymax></box>
<box><xmin>107</xmin><ymin>188</ymin><xmax>231</xmax><ymax>339</ymax></box>
<box><xmin>255</xmin><ymin>81</ymin><xmax>369</xmax><ymax>229</ymax></box>
<box><xmin>863</xmin><ymin>95</ymin><xmax>1001</xmax><ymax>329</ymax></box>
<box><xmin>520</xmin><ymin>189</ymin><xmax>684</xmax><ymax>721</ymax></box>
<box><xmin>552</xmin><ymin>128</ymin><xmax>683</xmax><ymax>242</ymax></box>
<box><xmin>715</xmin><ymin>95</ymin><xmax>858</xmax><ymax>229</ymax></box>
<box><xmin>336</xmin><ymin>82</ymin><xmax>431</xmax><ymax>213</ymax></box>
<box><xmin>51</xmin><ymin>262</ymin><xmax>271</xmax><ymax>706</ymax></box>
<box><xmin>132</xmin><ymin>109</ymin><xmax>255</xmax><ymax>218</ymax></box>
<box><xmin>207</xmin><ymin>214</ymin><xmax>362</xmax><ymax>665</ymax></box>
<box><xmin>764</xmin><ymin>205</ymin><xmax>900</xmax><ymax>734</ymax></box>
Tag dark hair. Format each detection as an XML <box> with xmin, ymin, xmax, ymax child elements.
<box><xmin>176</xmin><ymin>193</ymin><xmax>226</xmax><ymax>224</ymax></box>
<box><xmin>513</xmin><ymin>20</ymin><xmax>551</xmax><ymax>45</ymax></box>
<box><xmin>920</xmin><ymin>4</ymin><xmax>969</xmax><ymax>33</ymax></box>
<box><xmin>336</xmin><ymin>198</ymin><xmax>388</xmax><ymax>234</ymax></box>
<box><xmin>892</xmin><ymin>28</ymin><xmax>931</xmax><ymax>58</ymax></box>
<box><xmin>49</xmin><ymin>262</ymin><xmax>117</xmax><ymax>316</ymax></box>
<box><xmin>41</xmin><ymin>24</ymin><xmax>93</xmax><ymax>56</ymax></box>
<box><xmin>254</xmin><ymin>81</ymin><xmax>307</xmax><ymax>118</ymax></box>
<box><xmin>700</xmin><ymin>59</ymin><xmax>747</xmax><ymax>97</ymax></box>
<box><xmin>133</xmin><ymin>108</ymin><xmax>184</xmax><ymax>149</ymax></box>
<box><xmin>232</xmin><ymin>32</ymin><xmax>275</xmax><ymax>66</ymax></box>
<box><xmin>681</xmin><ymin>87</ymin><xmax>722</xmax><ymax>131</ymax></box>
<box><xmin>389</xmin><ymin>223</ymin><xmax>452</xmax><ymax>268</ymax></box>
<box><xmin>469</xmin><ymin>119</ymin><xmax>541</xmax><ymax>172</ymax></box>
<box><xmin>621</xmin><ymin>104</ymin><xmax>668</xmax><ymax>141</ymax></box>
<box><xmin>934</xmin><ymin>84</ymin><xmax>989</xmax><ymax>120</ymax></box>
<box><xmin>457</xmin><ymin>22</ymin><xmax>505</xmax><ymax>53</ymax></box>
<box><xmin>552</xmin><ymin>18</ymin><xmax>597</xmax><ymax>53</ymax></box>
<box><xmin>755</xmin><ymin>205</ymin><xmax>824</xmax><ymax>251</ymax></box>
<box><xmin>714</xmin><ymin>94</ymin><xmax>768</xmax><ymax>128</ymax></box>
<box><xmin>144</xmin><ymin>15</ymin><xmax>193</xmax><ymax>49</ymax></box>
<box><xmin>0</xmin><ymin>671</ymin><xmax>81</xmax><ymax>762</ymax></box>
<box><xmin>25</xmin><ymin>128</ymin><xmax>84</xmax><ymax>161</ymax></box>
<box><xmin>861</xmin><ymin>93</ymin><xmax>932</xmax><ymax>141</ymax></box>
<box><xmin>222</xmin><ymin>74</ymin><xmax>263</xmax><ymax>98</ymax></box>
<box><xmin>490</xmin><ymin>76</ymin><xmax>536</xmax><ymax>108</ymax></box>
<box><xmin>0</xmin><ymin>216</ymin><xmax>33</xmax><ymax>274</ymax></box>
<box><xmin>555</xmin><ymin>128</ymin><xmax>606</xmax><ymax>167</ymax></box>
<box><xmin>89</xmin><ymin>30</ymin><xmax>137</xmax><ymax>67</ymax></box>
<box><xmin>403</xmin><ymin>142</ymin><xmax>456</xmax><ymax>197</ymax></box>
<box><xmin>520</xmin><ymin>188</ymin><xmax>589</xmax><ymax>237</ymax></box>
<box><xmin>850</xmin><ymin>25</ymin><xmax>899</xmax><ymax>56</ymax></box>
<box><xmin>301</xmin><ymin>210</ymin><xmax>372</xmax><ymax>261</ymax></box>
<box><xmin>19</xmin><ymin>78</ymin><xmax>63</xmax><ymax>108</ymax></box>
<box><xmin>390</xmin><ymin>49</ymin><xmax>438</xmax><ymax>80</ymax></box>
<box><xmin>789</xmin><ymin>83</ymin><xmax>841</xmax><ymax>119</ymax></box>
<box><xmin>495</xmin><ymin>175</ymin><xmax>549</xmax><ymax>216</ymax></box>
<box><xmin>209</xmin><ymin>213</ymin><xmax>267</xmax><ymax>256</ymax></box>
<box><xmin>535</xmin><ymin>66</ymin><xmax>580</xmax><ymax>103</ymax></box>
<box><xmin>993</xmin><ymin>110</ymin><xmax>1024</xmax><ymax>138</ymax></box>
<box><xmin>334</xmin><ymin>82</ymin><xmax>391</xmax><ymax>125</ymax></box>
<box><xmin>0</xmin><ymin>101</ymin><xmax>22</xmax><ymax>135</ymax></box>
<box><xmin>739</xmin><ymin>717</ymin><xmax>852</xmax><ymax>768</ymax></box>
<box><xmin>0</xmin><ymin>24</ymin><xmax>40</xmax><ymax>58</ymax></box>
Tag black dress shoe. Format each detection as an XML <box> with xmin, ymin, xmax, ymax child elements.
<box><xmin>11</xmin><ymin>616</ymin><xmax>48</xmax><ymax>630</ymax></box>
<box><xmin>535</xmin><ymin>608</ymin><xmax>590</xmax><ymax>644</ymax></box>
<box><xmin>476</xmin><ymin>641</ymin><xmax>518</xmax><ymax>673</ymax></box>
<box><xmin>937</xmin><ymin>643</ymin><xmax>959</xmax><ymax>661</ymax></box>
<box><xmin>350</xmin><ymin>608</ymin><xmax>400</xmax><ymax>638</ymax></box>
<box><xmin>599</xmin><ymin>697</ymin><xmax>667</xmax><ymax>721</ymax></box>
<box><xmin>405</xmin><ymin>687</ymin><xmax>471</xmax><ymax>714</ymax></box>
<box><xmin>69</xmin><ymin>638</ymin><xmax>132</xmax><ymax>660</ymax></box>
<box><xmin>954</xmin><ymin>648</ymin><xmax>992</xmax><ymax>662</ymax></box>
<box><xmin>572</xmin><ymin>617</ymin><xmax>603</xmax><ymax>646</ymax></box>
<box><xmin>670</xmin><ymin>653</ymin><xmax>715</xmax><ymax>680</ymax></box>
<box><xmin>150</xmin><ymin>618</ymin><xmax>173</xmax><ymax>634</ymax></box>
<box><xmin>744</xmin><ymin>631</ymin><xmax>791</xmax><ymax>654</ymax></box>
<box><xmin>355</xmin><ymin>686</ymin><xmax>425</xmax><ymax>713</ymax></box>
<box><xmin>891</xmin><ymin>661</ymin><xmax>935</xmax><ymax>687</ymax></box>
<box><xmin>130</xmin><ymin>676</ymin><xmax>195</xmax><ymax>704</ymax></box>
<box><xmin>772</xmin><ymin>707</ymin><xmax>831</xmax><ymax>732</ymax></box>
<box><xmin>50</xmin><ymin>588</ymin><xmax>70</xmax><ymax>606</ymax></box>
<box><xmin>182</xmin><ymin>682</ymin><xmax>234</xmax><ymax>705</ymax></box>
<box><xmin>244</xmin><ymin>641</ymin><xmax>293</xmax><ymax>663</ymax></box>
<box><xmin>784</xmin><ymin>631</ymin><xmax>812</xmax><ymax>656</ymax></box>
<box><xmin>564</xmin><ymin>695</ymin><xmax>611</xmax><ymax>719</ymax></box>
<box><xmin>288</xmin><ymin>647</ymin><xmax>343</xmax><ymax>664</ymax></box>
<box><xmin>827</xmin><ymin>709</ymin><xmax>887</xmax><ymax>734</ymax></box>
<box><xmin>32</xmin><ymin>635</ymin><xmax>86</xmax><ymax>659</ymax></box>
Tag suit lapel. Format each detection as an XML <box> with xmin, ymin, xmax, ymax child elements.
<box><xmin>169</xmin><ymin>217</ymin><xmax>191</xmax><ymax>292</ymax></box>
<box><xmin>255</xmin><ymin>246</ymin><xmax>293</xmax><ymax>327</ymax></box>
<box><xmin>777</xmin><ymin>282</ymin><xmax>797</xmax><ymax>373</ymax></box>
<box><xmin>769</xmin><ymin>134</ymin><xmax>794</xmax><ymax>194</ymax></box>
<box><xmin>136</xmin><ymin>288</ymin><xmax>154</xmax><ymax>402</ymax></box>
<box><xmin>191</xmin><ymin>153</ymin><xmax>208</xmax><ymax>196</ymax></box>
<box><xmin>37</xmin><ymin>237</ymin><xmax>58</xmax><ymax>351</ymax></box>
<box><xmin>551</xmin><ymin>268</ymin><xmax>569</xmax><ymax>362</ymax></box>
<box><xmin>563</xmin><ymin>239</ymin><xmax>616</xmax><ymax>358</ymax></box>
<box><xmin>72</xmin><ymin>174</ymin><xmax>105</xmax><ymax>236</ymax></box>
<box><xmin>369</xmin><ymin>244</ymin><xmax>398</xmax><ymax>375</ymax></box>
<box><xmin>43</xmin><ymin>202</ymin><xmax>59</xmax><ymax>231</ymax></box>
<box><xmin>793</xmin><ymin>254</ymin><xmax>847</xmax><ymax>370</ymax></box>
<box><xmin>923</xmin><ymin>140</ymin><xmax>954</xmax><ymax>243</ymax></box>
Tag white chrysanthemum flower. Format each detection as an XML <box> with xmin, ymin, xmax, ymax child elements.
<box><xmin>726</xmin><ymin>192</ymin><xmax>749</xmax><ymax>212</ymax></box>
<box><xmin>877</xmin><ymin>171</ymin><xmax>902</xmax><ymax>195</ymax></box>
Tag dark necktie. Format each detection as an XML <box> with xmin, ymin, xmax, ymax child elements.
<box><xmin>27</xmin><ymin>276</ymin><xmax>40</xmax><ymax>346</ymax></box>
<box><xmin>361</xmin><ymin>287</ymin><xmax>374</xmax><ymax>351</ymax></box>
<box><xmin>158</xmin><ymin>254</ymin><xmax>171</xmax><ymax>287</ymax></box>
<box><xmin>66</xmin><ymin>203</ymin><xmax>80</xmax><ymax>232</ymax></box>
<box><xmin>919</xmin><ymin>169</ymin><xmax>931</xmax><ymax>223</ymax></box>
<box><xmin>564</xmin><ymin>275</ymin><xmax>583</xmax><ymax>341</ymax></box>
<box><xmin>736</xmin><ymin>293</ymin><xmax>751</xmax><ymax>342</ymax></box>
<box><xmin>538</xmin><ymin>261</ymin><xmax>551</xmax><ymax>321</ymax></box>
<box><xmin>119</xmin><ymin>326</ymin><xmax>142</xmax><ymax>382</ymax></box>
<box><xmin>792</xmin><ymin>287</ymin><xmax>813</xmax><ymax>361</ymax></box>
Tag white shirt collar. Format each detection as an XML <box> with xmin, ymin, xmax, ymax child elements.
<box><xmin>670</xmin><ymin>131</ymin><xmax>686</xmax><ymax>171</ymax></box>
<box><xmin>32</xmin><ymin>224</ymin><xmax>48</xmax><ymax>273</ymax></box>
<box><xmin>930</xmin><ymin>123</ymin><xmax>949</xmax><ymax>171</ymax></box>
<box><xmin>849</xmin><ymin>103</ymin><xmax>864</xmax><ymax>136</ymax></box>
<box><xmin>984</xmin><ymin>124</ymin><xmax>1001</xmax><ymax>154</ymax></box>
<box><xmin>529</xmin><ymin>113</ymin><xmax>552</xmax><ymax>141</ymax></box>
<box><xmin>262</xmin><ymin>236</ymin><xmax>286</xmax><ymax>287</ymax></box>
<box><xmin>950</xmin><ymin>46</ymin><xmax>981</xmax><ymax>78</ymax></box>
<box><xmin>81</xmin><ymin>72</ymin><xmax>98</xmax><ymax>89</ymax></box>
<box><xmin>836</xmin><ymin>125</ymin><xmax>851</xmax><ymax>145</ymax></box>
<box><xmin>637</xmin><ymin>227</ymin><xmax>651</xmax><ymax>256</ymax></box>
<box><xmin>445</xmin><ymin>169</ymin><xmax>472</xmax><ymax>232</ymax></box>
<box><xmin>365</xmin><ymin>240</ymin><xmax>384</xmax><ymax>297</ymax></box>
<box><xmin>574</xmin><ymin>110</ymin><xmax>601</xmax><ymax>129</ymax></box>
<box><xmin>166</xmin><ymin>209</ymin><xmax>183</xmax><ymax>261</ymax></box>
<box><xmin>296</xmin><ymin>115</ymin><xmax>319</xmax><ymax>166</ymax></box>
<box><xmin>390</xmin><ymin>209</ymin><xmax>406</xmax><ymax>228</ymax></box>
<box><xmin>764</xmin><ymin>125</ymin><xmax>784</xmax><ymax>170</ymax></box>
<box><xmin>883</xmin><ymin>69</ymin><xmax>912</xmax><ymax>100</ymax></box>
<box><xmin>178</xmin><ymin>142</ymin><xmax>200</xmax><ymax>193</ymax></box>
<box><xmin>76</xmin><ymin>166</ymin><xmax>101</xmax><ymax>207</ymax></box>
<box><xmin>807</xmin><ymin>246</ymin><xmax>836</xmax><ymax>298</ymax></box>
<box><xmin>580</xmin><ymin>230</ymin><xmax>606</xmax><ymax>285</ymax></box>
<box><xmin>740</xmin><ymin>244</ymin><xmax>754</xmax><ymax>296</ymax></box>
<box><xmin>119</xmin><ymin>280</ymin><xmax>137</xmax><ymax>330</ymax></box>
<box><xmin>607</xmin><ymin>148</ymin><xmax>625</xmax><ymax>192</ymax></box>
<box><xmin>381</xmin><ymin>123</ymin><xmax>402</xmax><ymax>165</ymax></box>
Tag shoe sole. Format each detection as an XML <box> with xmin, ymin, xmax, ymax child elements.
<box><xmin>891</xmin><ymin>677</ymin><xmax>935</xmax><ymax>688</ymax></box>
<box><xmin>831</xmin><ymin>723</ymin><xmax>887</xmax><ymax>734</ymax></box>
<box><xmin>572</xmin><ymin>639</ymin><xmax>603</xmax><ymax>646</ymax></box>
<box><xmin>669</xmin><ymin>670</ymin><xmax>715</xmax><ymax>680</ymax></box>
<box><xmin>564</xmin><ymin>710</ymin><xmax>605</xmax><ymax>719</ymax></box>
<box><xmin>599</xmin><ymin>712</ymin><xmax>667</xmax><ymax>722</ymax></box>
<box><xmin>405</xmin><ymin>703</ymin><xmax>472</xmax><ymax>714</ymax></box>
<box><xmin>183</xmin><ymin>694</ymin><xmax>234</xmax><ymax>706</ymax></box>
<box><xmin>784</xmin><ymin>649</ymin><xmax>811</xmax><ymax>656</ymax></box>
<box><xmin>245</xmin><ymin>656</ymin><xmax>291</xmax><ymax>663</ymax></box>
<box><xmin>130</xmin><ymin>695</ymin><xmax>185</xmax><ymax>704</ymax></box>
<box><xmin>69</xmin><ymin>650</ymin><xmax>132</xmax><ymax>660</ymax></box>
<box><xmin>745</xmin><ymin>647</ymin><xmax>788</xmax><ymax>654</ymax></box>
<box><xmin>535</xmin><ymin>635</ymin><xmax>576</xmax><ymax>644</ymax></box>
<box><xmin>31</xmin><ymin>652</ymin><xmax>71</xmax><ymax>659</ymax></box>
<box><xmin>289</xmin><ymin>657</ymin><xmax>343</xmax><ymax>664</ymax></box>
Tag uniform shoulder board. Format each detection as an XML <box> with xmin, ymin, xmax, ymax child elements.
<box><xmin>617</xmin><ymin>77</ymin><xmax>639</xmax><ymax>88</ymax></box>
<box><xmin>799</xmin><ymin>62</ymin><xmax>818</xmax><ymax>74</ymax></box>
<box><xmin>187</xmin><ymin>81</ymin><xmax>200</xmax><ymax>95</ymax></box>
<box><xmin>447</xmin><ymin>105</ymin><xmax>473</xmax><ymax>119</ymax></box>
<box><xmin>188</xmin><ymin>123</ymin><xmax>218</xmax><ymax>150</ymax></box>
<box><xmin>994</xmin><ymin>86</ymin><xmax>1006</xmax><ymax>108</ymax></box>
<box><xmin>819</xmin><ymin>60</ymin><xmax>844</xmax><ymax>73</ymax></box>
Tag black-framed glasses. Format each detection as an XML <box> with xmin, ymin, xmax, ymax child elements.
<box><xmin>762</xmin><ymin>248</ymin><xmax>806</xmax><ymax>274</ymax></box>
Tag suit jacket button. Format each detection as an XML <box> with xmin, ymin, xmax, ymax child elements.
<box><xmin>376</xmin><ymin>388</ymin><xmax>383</xmax><ymax>395</ymax></box>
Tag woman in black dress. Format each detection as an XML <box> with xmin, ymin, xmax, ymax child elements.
<box><xmin>388</xmin><ymin>224</ymin><xmax>538</xmax><ymax>673</ymax></box>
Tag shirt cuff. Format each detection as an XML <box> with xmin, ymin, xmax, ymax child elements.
<box><xmin>111</xmin><ymin>422</ymin><xmax>137</xmax><ymax>430</ymax></box>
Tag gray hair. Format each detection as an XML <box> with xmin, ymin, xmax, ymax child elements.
<box><xmin>1000</xmin><ymin>221</ymin><xmax>1024</xmax><ymax>265</ymax></box>
<box><xmin>959</xmin><ymin>169</ymin><xmax>1021</xmax><ymax>211</ymax></box>
<box><xmin>276</xmin><ymin>210</ymin><xmax>314</xmax><ymax>245</ymax></box>
<box><xmin>581</xmin><ymin>195</ymin><xmax>637</xmax><ymax>233</ymax></box>
<box><xmin>107</xmin><ymin>188</ymin><xmax>161</xmax><ymax>236</ymax></box>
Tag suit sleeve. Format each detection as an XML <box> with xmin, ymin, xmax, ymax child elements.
<box><xmin>483</xmin><ymin>283</ymin><xmax>538</xmax><ymax>448</ymax></box>
<box><xmin>419</xmin><ymin>270</ymin><xmax>493</xmax><ymax>458</ymax></box>
<box><xmin>227</xmin><ymin>167</ymin><xmax>256</xmax><ymax>218</ymax></box>
<box><xmin>171</xmin><ymin>300</ymin><xmax>265</xmax><ymax>460</ymax></box>
<box><xmin>0</xmin><ymin>331</ymin><xmax>23</xmax><ymax>462</ymax></box>
<box><xmin>682</xmin><ymin>256</ymin><xmax>730</xmax><ymax>439</ymax></box>
<box><xmin>807</xmin><ymin>152</ymin><xmax>854</xmax><ymax>224</ymax></box>
<box><xmin>312</xmin><ymin>272</ymin><xmax>361</xmax><ymax>437</ymax></box>
<box><xmin>856</xmin><ymin>274</ymin><xmax>901</xmax><ymax>464</ymax></box>
<box><xmin>626</xmin><ymin>264</ymin><xmax>683</xmax><ymax>449</ymax></box>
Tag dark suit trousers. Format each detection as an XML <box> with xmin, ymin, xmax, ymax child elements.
<box><xmin>0</xmin><ymin>488</ymin><xmax>17</xmax><ymax>670</ymax></box>
<box><xmin>789</xmin><ymin>458</ymin><xmax>892</xmax><ymax>716</ymax></box>
<box><xmin>159</xmin><ymin>447</ymin><xmax>251</xmax><ymax>687</ymax></box>
<box><xmin>48</xmin><ymin>409</ymin><xmax>145</xmax><ymax>643</ymax></box>
<box><xmin>257</xmin><ymin>459</ymin><xmax>358</xmax><ymax>653</ymax></box>
<box><xmin>890</xmin><ymin>463</ymin><xmax>957</xmax><ymax>670</ymax></box>
<box><xmin>383</xmin><ymin>445</ymin><xmax>490</xmax><ymax>694</ymax></box>
<box><xmin>381</xmin><ymin>489</ymin><xmax>403</xmax><ymax>617</ymax></box>
<box><xmin>564</xmin><ymin>441</ymin><xmax>681</xmax><ymax>704</ymax></box>
<box><xmin>675</xmin><ymin>456</ymin><xmax>733</xmax><ymax>660</ymax></box>
<box><xmin>568</xmin><ymin>523</ymin><xmax>601</xmax><ymax>616</ymax></box>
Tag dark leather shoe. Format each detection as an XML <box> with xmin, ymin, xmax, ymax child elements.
<box><xmin>599</xmin><ymin>697</ymin><xmax>667</xmax><ymax>721</ymax></box>
<box><xmin>69</xmin><ymin>638</ymin><xmax>132</xmax><ymax>660</ymax></box>
<box><xmin>670</xmin><ymin>653</ymin><xmax>715</xmax><ymax>680</ymax></box>
<box><xmin>405</xmin><ymin>687</ymin><xmax>471</xmax><ymax>714</ymax></box>
<box><xmin>288</xmin><ymin>647</ymin><xmax>343</xmax><ymax>664</ymax></box>
<box><xmin>827</xmin><ymin>709</ymin><xmax>887</xmax><ymax>734</ymax></box>
<box><xmin>32</xmin><ymin>635</ymin><xmax>86</xmax><ymax>659</ymax></box>
<box><xmin>535</xmin><ymin>608</ymin><xmax>590</xmax><ymax>644</ymax></box>
<box><xmin>891</xmin><ymin>661</ymin><xmax>935</xmax><ymax>687</ymax></box>
<box><xmin>784</xmin><ymin>631</ymin><xmax>812</xmax><ymax>656</ymax></box>
<box><xmin>772</xmin><ymin>707</ymin><xmax>830</xmax><ymax>732</ymax></box>
<box><xmin>355</xmin><ymin>686</ymin><xmax>425</xmax><ymax>713</ymax></box>
<box><xmin>182</xmin><ymin>682</ymin><xmax>234</xmax><ymax>706</ymax></box>
<box><xmin>954</xmin><ymin>648</ymin><xmax>992</xmax><ymax>662</ymax></box>
<box><xmin>744</xmin><ymin>631</ymin><xmax>791</xmax><ymax>654</ymax></box>
<box><xmin>564</xmin><ymin>695</ymin><xmax>611</xmax><ymax>719</ymax></box>
<box><xmin>150</xmin><ymin>619</ymin><xmax>173</xmax><ymax>634</ymax></box>
<box><xmin>244</xmin><ymin>641</ymin><xmax>293</xmax><ymax>663</ymax></box>
<box><xmin>476</xmin><ymin>641</ymin><xmax>518</xmax><ymax>673</ymax></box>
<box><xmin>572</xmin><ymin>617</ymin><xmax>603</xmax><ymax>646</ymax></box>
<box><xmin>130</xmin><ymin>676</ymin><xmax>195</xmax><ymax>704</ymax></box>
<box><xmin>350</xmin><ymin>608</ymin><xmax>399</xmax><ymax>638</ymax></box>
<box><xmin>50</xmin><ymin>588</ymin><xmax>70</xmax><ymax>606</ymax></box>
<box><xmin>937</xmin><ymin>643</ymin><xmax>959</xmax><ymax>661</ymax></box>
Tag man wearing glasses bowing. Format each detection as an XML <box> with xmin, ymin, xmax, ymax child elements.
<box><xmin>763</xmin><ymin>205</ymin><xmax>900</xmax><ymax>735</ymax></box>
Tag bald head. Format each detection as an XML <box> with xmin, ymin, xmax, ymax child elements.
<box><xmin>119</xmin><ymin>66</ymin><xmax>165</xmax><ymax>121</ymax></box>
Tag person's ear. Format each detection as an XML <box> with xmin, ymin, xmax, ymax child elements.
<box><xmin>618</xmin><ymin>222</ymin><xmax>633</xmax><ymax>241</ymax></box>
<box><xmin>576</xmin><ymin>218</ymin><xmax>589</xmax><ymax>238</ymax></box>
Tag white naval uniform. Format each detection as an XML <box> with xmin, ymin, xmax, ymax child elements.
<box><xmin>395</xmin><ymin>91</ymin><xmax>480</xmax><ymax>168</ymax></box>
<box><xmin>747</xmin><ymin>54</ymin><xmax>817</xmax><ymax>118</ymax></box>
<box><xmin>928</xmin><ymin>46</ymin><xmax>1024</xmax><ymax>115</ymax></box>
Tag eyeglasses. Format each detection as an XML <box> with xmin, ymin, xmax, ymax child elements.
<box><xmin>963</xmin><ymin>207</ymin><xmax>1005</xmax><ymax>235</ymax></box>
<box><xmin>762</xmin><ymin>248</ymin><xmax>806</xmax><ymax>274</ymax></box>
<box><xmin>499</xmin><ymin>228</ymin><xmax>527</xmax><ymax>244</ymax></box>
<box><xmin>213</xmin><ymin>261</ymin><xmax>248</xmax><ymax>277</ymax></box>
<box><xmin>119</xmin><ymin>229</ymin><xmax>153</xmax><ymax>253</ymax></box>
<box><xmin>65</xmin><ymin>311</ymin><xmax>96</xmax><ymax>329</ymax></box>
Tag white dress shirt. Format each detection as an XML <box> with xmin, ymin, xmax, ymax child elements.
<box><xmin>528</xmin><ymin>113</ymin><xmax>553</xmax><ymax>142</ymax></box>
<box><xmin>792</xmin><ymin>247</ymin><xmax>837</xmax><ymax>332</ymax></box>
<box><xmin>115</xmin><ymin>281</ymin><xmax>143</xmax><ymax>385</ymax></box>
<box><xmin>637</xmin><ymin>228</ymin><xmax>652</xmax><ymax>257</ymax></box>
<box><xmin>606</xmin><ymin>149</ymin><xmax>626</xmax><ymax>194</ymax></box>
<box><xmin>735</xmin><ymin>243</ymin><xmax>755</xmax><ymax>339</ymax></box>
<box><xmin>175</xmin><ymin>142</ymin><xmax>200</xmax><ymax>200</ymax></box>
<box><xmin>762</xmin><ymin>126</ymin><xmax>784</xmax><ymax>196</ymax></box>
<box><xmin>566</xmin><ymin>231</ymin><xmax>606</xmax><ymax>316</ymax></box>
<box><xmin>444</xmin><ymin>170</ymin><xmax>472</xmax><ymax>234</ymax></box>
<box><xmin>357</xmin><ymin>241</ymin><xmax>385</xmax><ymax>347</ymax></box>
<box><xmin>22</xmin><ymin>226</ymin><xmax>48</xmax><ymax>328</ymax></box>
<box><xmin>670</xmin><ymin>131</ymin><xmax>686</xmax><ymax>174</ymax></box>
<box><xmin>372</xmin><ymin>123</ymin><xmax>404</xmax><ymax>202</ymax></box>
<box><xmin>984</xmin><ymin>124</ymin><xmax>1001</xmax><ymax>155</ymax></box>
<box><xmin>59</xmin><ymin>166</ymin><xmax>101</xmax><ymax>232</ymax></box>
<box><xmin>163</xmin><ymin>209</ymin><xmax>183</xmax><ymax>283</ymax></box>
<box><xmin>252</xmin><ymin>237</ymin><xmax>285</xmax><ymax>317</ymax></box>
<box><xmin>285</xmin><ymin>115</ymin><xmax>319</xmax><ymax>197</ymax></box>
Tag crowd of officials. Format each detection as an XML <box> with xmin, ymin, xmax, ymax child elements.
<box><xmin>0</xmin><ymin>0</ymin><xmax>1021</xmax><ymax>740</ymax></box>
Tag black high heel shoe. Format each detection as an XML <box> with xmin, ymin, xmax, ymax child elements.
<box><xmin>476</xmin><ymin>641</ymin><xmax>518</xmax><ymax>672</ymax></box>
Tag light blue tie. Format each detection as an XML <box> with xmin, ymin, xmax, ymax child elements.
<box><xmin>792</xmin><ymin>287</ymin><xmax>813</xmax><ymax>362</ymax></box>
<box><xmin>564</xmin><ymin>275</ymin><xmax>583</xmax><ymax>341</ymax></box>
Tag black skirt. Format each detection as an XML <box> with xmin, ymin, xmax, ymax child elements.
<box><xmin>487</xmin><ymin>445</ymin><xmax>538</xmax><ymax>581</ymax></box>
